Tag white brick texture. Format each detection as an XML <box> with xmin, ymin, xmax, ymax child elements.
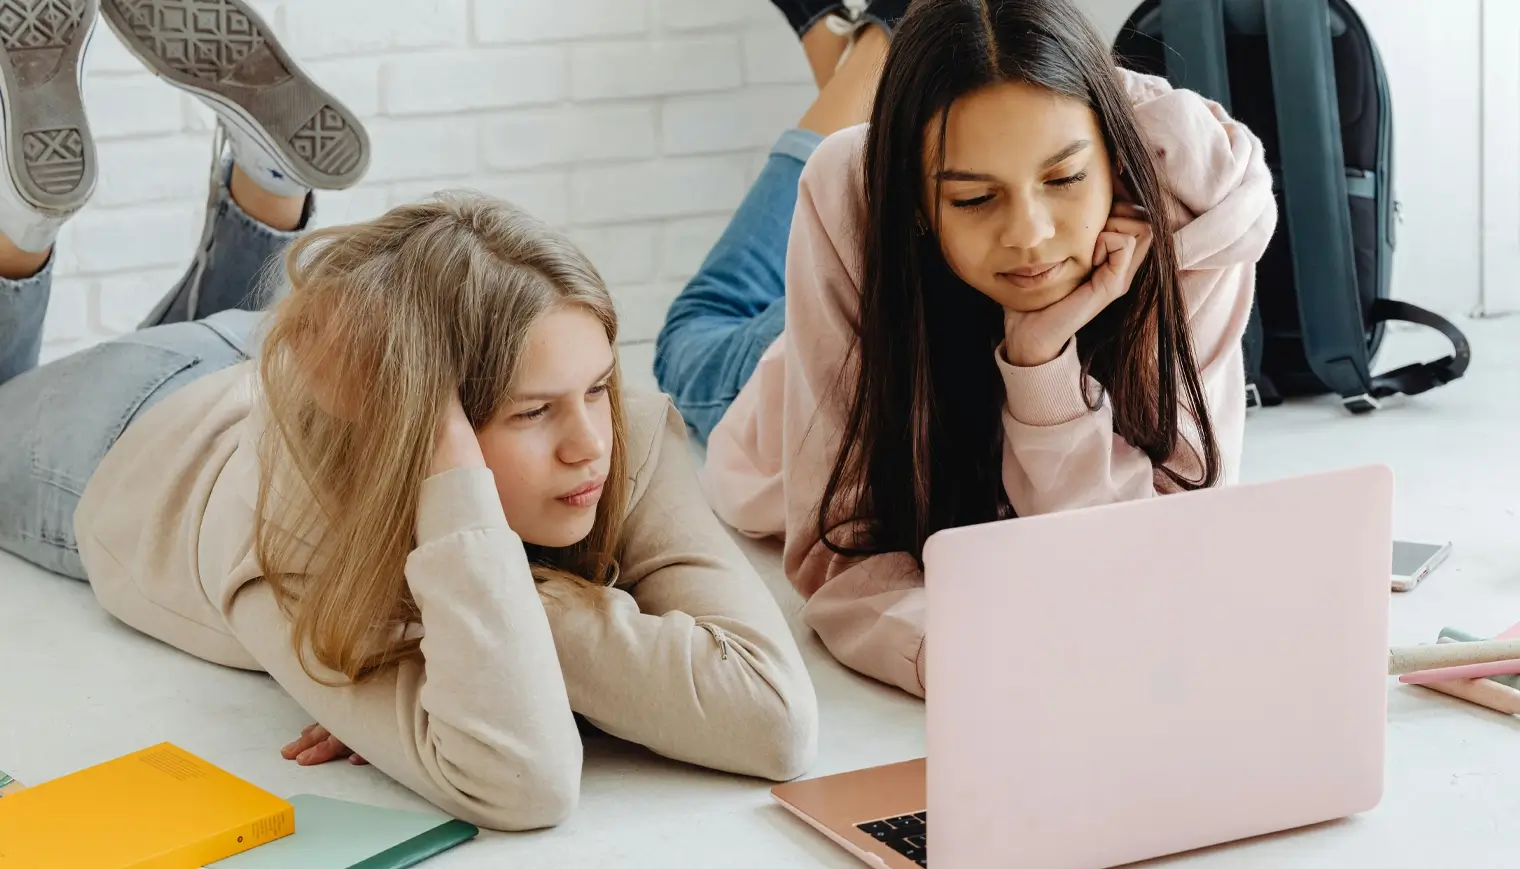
<box><xmin>661</xmin><ymin>216</ymin><xmax>732</xmax><ymax>279</ymax></box>
<box><xmin>42</xmin><ymin>278</ymin><xmax>95</xmax><ymax>345</ymax></box>
<box><xmin>571</xmin><ymin>37</ymin><xmax>743</xmax><ymax>100</ymax></box>
<box><xmin>571</xmin><ymin>156</ymin><xmax>750</xmax><ymax>224</ymax></box>
<box><xmin>284</xmin><ymin>0</ymin><xmax>469</xmax><ymax>58</ymax></box>
<box><xmin>84</xmin><ymin>75</ymin><xmax>184</xmax><ymax>138</ymax></box>
<box><xmin>571</xmin><ymin>225</ymin><xmax>661</xmax><ymax>284</ymax></box>
<box><xmin>475</xmin><ymin>0</ymin><xmax>651</xmax><ymax>44</ymax></box>
<box><xmin>741</xmin><ymin>26</ymin><xmax>815</xmax><ymax>85</ymax></box>
<box><xmin>662</xmin><ymin>85</ymin><xmax>814</xmax><ymax>155</ymax></box>
<box><xmin>659</xmin><ymin>0</ymin><xmax>754</xmax><ymax>31</ymax></box>
<box><xmin>40</xmin><ymin>0</ymin><xmax>816</xmax><ymax>353</ymax></box>
<box><xmin>380</xmin><ymin>48</ymin><xmax>569</xmax><ymax>114</ymax></box>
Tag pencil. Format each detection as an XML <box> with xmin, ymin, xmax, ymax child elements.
<box><xmin>1402</xmin><ymin>657</ymin><xmax>1520</xmax><ymax>685</ymax></box>
<box><xmin>1388</xmin><ymin>638</ymin><xmax>1520</xmax><ymax>675</ymax></box>
<box><xmin>1418</xmin><ymin>674</ymin><xmax>1520</xmax><ymax>715</ymax></box>
<box><xmin>1437</xmin><ymin>628</ymin><xmax>1520</xmax><ymax>690</ymax></box>
<box><xmin>1408</xmin><ymin>636</ymin><xmax>1520</xmax><ymax>717</ymax></box>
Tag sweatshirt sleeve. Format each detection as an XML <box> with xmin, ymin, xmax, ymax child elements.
<box><xmin>779</xmin><ymin>127</ymin><xmax>931</xmax><ymax>698</ymax></box>
<box><xmin>222</xmin><ymin>468</ymin><xmax>583</xmax><ymax>832</ymax></box>
<box><xmin>997</xmin><ymin>72</ymin><xmax>1277</xmax><ymax>516</ymax></box>
<box><xmin>542</xmin><ymin>397</ymin><xmax>818</xmax><ymax>781</ymax></box>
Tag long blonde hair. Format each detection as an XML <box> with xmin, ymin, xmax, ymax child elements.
<box><xmin>253</xmin><ymin>192</ymin><xmax>629</xmax><ymax>684</ymax></box>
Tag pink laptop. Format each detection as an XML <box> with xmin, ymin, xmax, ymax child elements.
<box><xmin>772</xmin><ymin>465</ymin><xmax>1393</xmax><ymax>869</ymax></box>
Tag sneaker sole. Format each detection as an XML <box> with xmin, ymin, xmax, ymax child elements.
<box><xmin>99</xmin><ymin>0</ymin><xmax>369</xmax><ymax>190</ymax></box>
<box><xmin>0</xmin><ymin>0</ymin><xmax>98</xmax><ymax>215</ymax></box>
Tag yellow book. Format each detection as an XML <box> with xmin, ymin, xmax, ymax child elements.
<box><xmin>0</xmin><ymin>743</ymin><xmax>293</xmax><ymax>869</ymax></box>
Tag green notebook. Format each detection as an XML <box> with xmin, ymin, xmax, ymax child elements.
<box><xmin>209</xmin><ymin>795</ymin><xmax>478</xmax><ymax>868</ymax></box>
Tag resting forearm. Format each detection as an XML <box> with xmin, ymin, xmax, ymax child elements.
<box><xmin>547</xmin><ymin>586</ymin><xmax>816</xmax><ymax>781</ymax></box>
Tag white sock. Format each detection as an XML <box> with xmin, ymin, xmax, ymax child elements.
<box><xmin>0</xmin><ymin>179</ymin><xmax>68</xmax><ymax>253</ymax></box>
<box><xmin>0</xmin><ymin>212</ymin><xmax>66</xmax><ymax>254</ymax></box>
<box><xmin>221</xmin><ymin>123</ymin><xmax>310</xmax><ymax>199</ymax></box>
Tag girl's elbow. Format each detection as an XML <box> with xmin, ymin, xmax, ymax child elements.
<box><xmin>511</xmin><ymin>761</ymin><xmax>582</xmax><ymax>829</ymax></box>
<box><xmin>465</xmin><ymin>759</ymin><xmax>582</xmax><ymax>831</ymax></box>
<box><xmin>752</xmin><ymin>684</ymin><xmax>821</xmax><ymax>782</ymax></box>
<box><xmin>442</xmin><ymin>734</ymin><xmax>584</xmax><ymax>832</ymax></box>
<box><xmin>762</xmin><ymin>731</ymin><xmax>818</xmax><ymax>783</ymax></box>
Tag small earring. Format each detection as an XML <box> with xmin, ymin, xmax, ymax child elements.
<box><xmin>915</xmin><ymin>215</ymin><xmax>928</xmax><ymax>235</ymax></box>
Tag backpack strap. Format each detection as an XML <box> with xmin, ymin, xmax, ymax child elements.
<box><xmin>1159</xmin><ymin>0</ymin><xmax>1233</xmax><ymax>110</ymax></box>
<box><xmin>1362</xmin><ymin>300</ymin><xmax>1472</xmax><ymax>402</ymax></box>
<box><xmin>1158</xmin><ymin>0</ymin><xmax>1284</xmax><ymax>408</ymax></box>
<box><xmin>1263</xmin><ymin>0</ymin><xmax>1381</xmax><ymax>411</ymax></box>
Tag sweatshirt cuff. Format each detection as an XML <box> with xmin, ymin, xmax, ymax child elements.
<box><xmin>416</xmin><ymin>467</ymin><xmax>509</xmax><ymax>544</ymax></box>
<box><xmin>994</xmin><ymin>339</ymin><xmax>1093</xmax><ymax>427</ymax></box>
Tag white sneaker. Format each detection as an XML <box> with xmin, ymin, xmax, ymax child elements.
<box><xmin>99</xmin><ymin>0</ymin><xmax>369</xmax><ymax>196</ymax></box>
<box><xmin>0</xmin><ymin>0</ymin><xmax>99</xmax><ymax>252</ymax></box>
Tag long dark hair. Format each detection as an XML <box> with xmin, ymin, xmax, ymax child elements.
<box><xmin>819</xmin><ymin>0</ymin><xmax>1222</xmax><ymax>566</ymax></box>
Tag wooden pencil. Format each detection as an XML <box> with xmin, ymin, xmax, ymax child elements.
<box><xmin>1418</xmin><ymin>675</ymin><xmax>1520</xmax><ymax>715</ymax></box>
<box><xmin>1388</xmin><ymin>638</ymin><xmax>1520</xmax><ymax>675</ymax></box>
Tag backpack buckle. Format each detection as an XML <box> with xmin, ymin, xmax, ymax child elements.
<box><xmin>1341</xmin><ymin>393</ymin><xmax>1381</xmax><ymax>414</ymax></box>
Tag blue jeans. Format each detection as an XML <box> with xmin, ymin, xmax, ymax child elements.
<box><xmin>0</xmin><ymin>166</ymin><xmax>305</xmax><ymax>579</ymax></box>
<box><xmin>654</xmin><ymin>129</ymin><xmax>822</xmax><ymax>444</ymax></box>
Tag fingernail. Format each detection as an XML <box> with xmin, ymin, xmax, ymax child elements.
<box><xmin>297</xmin><ymin>749</ymin><xmax>314</xmax><ymax>763</ymax></box>
<box><xmin>281</xmin><ymin>742</ymin><xmax>297</xmax><ymax>754</ymax></box>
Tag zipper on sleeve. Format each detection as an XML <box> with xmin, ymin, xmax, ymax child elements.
<box><xmin>698</xmin><ymin>622</ymin><xmax>732</xmax><ymax>661</ymax></box>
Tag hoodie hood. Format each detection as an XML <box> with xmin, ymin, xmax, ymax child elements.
<box><xmin>1120</xmin><ymin>67</ymin><xmax>1278</xmax><ymax>272</ymax></box>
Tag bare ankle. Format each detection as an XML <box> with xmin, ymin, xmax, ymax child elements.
<box><xmin>228</xmin><ymin>164</ymin><xmax>306</xmax><ymax>232</ymax></box>
<box><xmin>801</xmin><ymin>22</ymin><xmax>850</xmax><ymax>90</ymax></box>
<box><xmin>0</xmin><ymin>233</ymin><xmax>50</xmax><ymax>280</ymax></box>
<box><xmin>796</xmin><ymin>26</ymin><xmax>890</xmax><ymax>137</ymax></box>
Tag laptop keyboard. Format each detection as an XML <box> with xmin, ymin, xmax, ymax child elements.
<box><xmin>857</xmin><ymin>811</ymin><xmax>927</xmax><ymax>867</ymax></box>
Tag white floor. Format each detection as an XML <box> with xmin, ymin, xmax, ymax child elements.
<box><xmin>2</xmin><ymin>317</ymin><xmax>1517</xmax><ymax>868</ymax></box>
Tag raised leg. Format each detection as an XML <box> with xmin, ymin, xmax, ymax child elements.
<box><xmin>0</xmin><ymin>0</ymin><xmax>97</xmax><ymax>382</ymax></box>
<box><xmin>140</xmin><ymin>157</ymin><xmax>311</xmax><ymax>327</ymax></box>
<box><xmin>0</xmin><ymin>0</ymin><xmax>370</xmax><ymax>578</ymax></box>
<box><xmin>653</xmin><ymin>25</ymin><xmax>889</xmax><ymax>444</ymax></box>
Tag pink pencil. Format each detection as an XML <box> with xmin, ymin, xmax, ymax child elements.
<box><xmin>1401</xmin><ymin>657</ymin><xmax>1520</xmax><ymax>685</ymax></box>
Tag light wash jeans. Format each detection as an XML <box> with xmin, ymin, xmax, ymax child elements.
<box><xmin>0</xmin><ymin>166</ymin><xmax>306</xmax><ymax>579</ymax></box>
<box><xmin>653</xmin><ymin>129</ymin><xmax>822</xmax><ymax>444</ymax></box>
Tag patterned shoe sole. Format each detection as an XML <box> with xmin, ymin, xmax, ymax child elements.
<box><xmin>0</xmin><ymin>0</ymin><xmax>97</xmax><ymax>212</ymax></box>
<box><xmin>100</xmin><ymin>0</ymin><xmax>368</xmax><ymax>188</ymax></box>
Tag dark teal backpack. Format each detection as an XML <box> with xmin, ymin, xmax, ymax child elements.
<box><xmin>1114</xmin><ymin>0</ymin><xmax>1469</xmax><ymax>413</ymax></box>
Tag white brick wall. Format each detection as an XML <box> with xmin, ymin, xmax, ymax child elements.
<box><xmin>40</xmin><ymin>0</ymin><xmax>819</xmax><ymax>361</ymax></box>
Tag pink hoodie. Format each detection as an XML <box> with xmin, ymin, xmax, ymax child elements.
<box><xmin>702</xmin><ymin>69</ymin><xmax>1277</xmax><ymax>697</ymax></box>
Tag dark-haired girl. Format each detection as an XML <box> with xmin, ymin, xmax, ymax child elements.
<box><xmin>656</xmin><ymin>0</ymin><xmax>1276</xmax><ymax>697</ymax></box>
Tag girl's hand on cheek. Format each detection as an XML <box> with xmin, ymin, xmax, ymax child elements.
<box><xmin>1002</xmin><ymin>203</ymin><xmax>1152</xmax><ymax>368</ymax></box>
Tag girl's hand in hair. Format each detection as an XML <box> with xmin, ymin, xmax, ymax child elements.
<box><xmin>281</xmin><ymin>723</ymin><xmax>368</xmax><ymax>766</ymax></box>
<box><xmin>1002</xmin><ymin>201</ymin><xmax>1153</xmax><ymax>367</ymax></box>
<box><xmin>429</xmin><ymin>392</ymin><xmax>488</xmax><ymax>477</ymax></box>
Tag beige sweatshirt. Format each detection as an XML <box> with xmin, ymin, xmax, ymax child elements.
<box><xmin>73</xmin><ymin>361</ymin><xmax>819</xmax><ymax>831</ymax></box>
